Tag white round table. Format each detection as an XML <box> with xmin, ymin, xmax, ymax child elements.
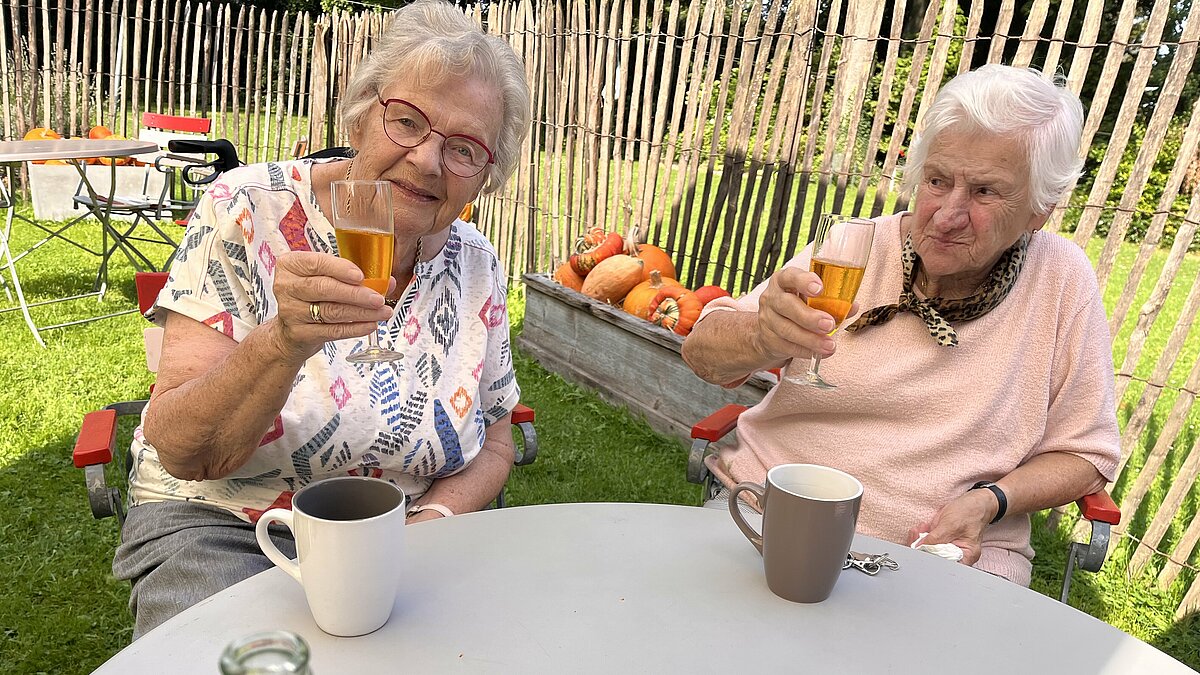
<box><xmin>0</xmin><ymin>138</ymin><xmax>159</xmax><ymax>163</ymax></box>
<box><xmin>0</xmin><ymin>138</ymin><xmax>162</xmax><ymax>345</ymax></box>
<box><xmin>94</xmin><ymin>503</ymin><xmax>1194</xmax><ymax>674</ymax></box>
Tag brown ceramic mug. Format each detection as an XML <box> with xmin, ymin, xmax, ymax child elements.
<box><xmin>729</xmin><ymin>463</ymin><xmax>863</xmax><ymax>603</ymax></box>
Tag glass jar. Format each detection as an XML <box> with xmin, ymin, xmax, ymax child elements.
<box><xmin>218</xmin><ymin>630</ymin><xmax>313</xmax><ymax>674</ymax></box>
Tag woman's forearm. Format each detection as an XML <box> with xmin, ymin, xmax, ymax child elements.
<box><xmin>682</xmin><ymin>311</ymin><xmax>786</xmax><ymax>386</ymax></box>
<box><xmin>144</xmin><ymin>317</ymin><xmax>306</xmax><ymax>482</ymax></box>
<box><xmin>994</xmin><ymin>452</ymin><xmax>1108</xmax><ymax>518</ymax></box>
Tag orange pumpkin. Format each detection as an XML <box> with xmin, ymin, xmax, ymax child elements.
<box><xmin>623</xmin><ymin>227</ymin><xmax>677</xmax><ymax>281</ymax></box>
<box><xmin>623</xmin><ymin>270</ymin><xmax>681</xmax><ymax>321</ymax></box>
<box><xmin>581</xmin><ymin>254</ymin><xmax>644</xmax><ymax>304</ymax></box>
<box><xmin>569</xmin><ymin>231</ymin><xmax>624</xmax><ymax>276</ymax></box>
<box><xmin>693</xmin><ymin>285</ymin><xmax>731</xmax><ymax>307</ymax></box>
<box><xmin>553</xmin><ymin>262</ymin><xmax>585</xmax><ymax>292</ymax></box>
<box><xmin>23</xmin><ymin>127</ymin><xmax>62</xmax><ymax>141</ymax></box>
<box><xmin>633</xmin><ymin>243</ymin><xmax>676</xmax><ymax>281</ymax></box>
<box><xmin>98</xmin><ymin>134</ymin><xmax>132</xmax><ymax>165</ymax></box>
<box><xmin>649</xmin><ymin>286</ymin><xmax>704</xmax><ymax>336</ymax></box>
<box><xmin>25</xmin><ymin>127</ymin><xmax>63</xmax><ymax>163</ymax></box>
<box><xmin>87</xmin><ymin>125</ymin><xmax>114</xmax><ymax>140</ymax></box>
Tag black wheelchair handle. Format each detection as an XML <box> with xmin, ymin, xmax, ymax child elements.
<box><xmin>167</xmin><ymin>139</ymin><xmax>241</xmax><ymax>173</ymax></box>
<box><xmin>166</xmin><ymin>139</ymin><xmax>242</xmax><ymax>188</ymax></box>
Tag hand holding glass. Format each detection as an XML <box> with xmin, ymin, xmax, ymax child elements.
<box><xmin>785</xmin><ymin>214</ymin><xmax>875</xmax><ymax>389</ymax></box>
<box><xmin>331</xmin><ymin>180</ymin><xmax>404</xmax><ymax>364</ymax></box>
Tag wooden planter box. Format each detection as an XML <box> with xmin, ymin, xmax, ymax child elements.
<box><xmin>520</xmin><ymin>273</ymin><xmax>771</xmax><ymax>443</ymax></box>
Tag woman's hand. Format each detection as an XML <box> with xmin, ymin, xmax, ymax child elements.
<box><xmin>267</xmin><ymin>251</ymin><xmax>396</xmax><ymax>363</ymax></box>
<box><xmin>753</xmin><ymin>267</ymin><xmax>847</xmax><ymax>362</ymax></box>
<box><xmin>907</xmin><ymin>490</ymin><xmax>997</xmax><ymax>566</ymax></box>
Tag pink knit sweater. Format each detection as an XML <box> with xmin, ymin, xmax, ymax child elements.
<box><xmin>699</xmin><ymin>213</ymin><xmax>1120</xmax><ymax>585</ymax></box>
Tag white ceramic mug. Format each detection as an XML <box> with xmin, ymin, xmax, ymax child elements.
<box><xmin>255</xmin><ymin>476</ymin><xmax>406</xmax><ymax>637</ymax></box>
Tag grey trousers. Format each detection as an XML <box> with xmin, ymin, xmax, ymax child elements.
<box><xmin>112</xmin><ymin>500</ymin><xmax>297</xmax><ymax>639</ymax></box>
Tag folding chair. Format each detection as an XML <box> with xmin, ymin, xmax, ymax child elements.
<box><xmin>75</xmin><ymin>273</ymin><xmax>537</xmax><ymax>524</ymax></box>
<box><xmin>687</xmin><ymin>403</ymin><xmax>1121</xmax><ymax>605</ymax></box>
<box><xmin>71</xmin><ymin>114</ymin><xmax>213</xmax><ymax>272</ymax></box>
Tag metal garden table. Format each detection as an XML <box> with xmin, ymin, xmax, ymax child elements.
<box><xmin>0</xmin><ymin>138</ymin><xmax>159</xmax><ymax>345</ymax></box>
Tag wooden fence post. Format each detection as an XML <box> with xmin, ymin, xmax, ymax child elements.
<box><xmin>308</xmin><ymin>15</ymin><xmax>329</xmax><ymax>153</ymax></box>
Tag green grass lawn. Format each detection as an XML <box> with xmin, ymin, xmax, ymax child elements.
<box><xmin>0</xmin><ymin>205</ymin><xmax>1197</xmax><ymax>672</ymax></box>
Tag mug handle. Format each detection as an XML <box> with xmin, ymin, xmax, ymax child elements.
<box><xmin>255</xmin><ymin>507</ymin><xmax>301</xmax><ymax>584</ymax></box>
<box><xmin>728</xmin><ymin>481</ymin><xmax>767</xmax><ymax>554</ymax></box>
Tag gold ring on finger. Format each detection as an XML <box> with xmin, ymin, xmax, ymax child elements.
<box><xmin>309</xmin><ymin>302</ymin><xmax>324</xmax><ymax>324</ymax></box>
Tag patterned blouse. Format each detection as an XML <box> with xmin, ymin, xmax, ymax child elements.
<box><xmin>127</xmin><ymin>159</ymin><xmax>520</xmax><ymax>521</ymax></box>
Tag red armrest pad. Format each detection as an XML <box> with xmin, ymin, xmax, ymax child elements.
<box><xmin>135</xmin><ymin>271</ymin><xmax>170</xmax><ymax>315</ymax></box>
<box><xmin>1078</xmin><ymin>490</ymin><xmax>1121</xmax><ymax>525</ymax></box>
<box><xmin>511</xmin><ymin>403</ymin><xmax>534</xmax><ymax>424</ymax></box>
<box><xmin>691</xmin><ymin>404</ymin><xmax>747</xmax><ymax>442</ymax></box>
<box><xmin>74</xmin><ymin>409</ymin><xmax>117</xmax><ymax>468</ymax></box>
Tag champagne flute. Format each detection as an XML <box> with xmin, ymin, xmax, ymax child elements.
<box><xmin>785</xmin><ymin>213</ymin><xmax>875</xmax><ymax>389</ymax></box>
<box><xmin>331</xmin><ymin>180</ymin><xmax>404</xmax><ymax>364</ymax></box>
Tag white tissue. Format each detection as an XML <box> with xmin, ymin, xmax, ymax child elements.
<box><xmin>910</xmin><ymin>532</ymin><xmax>965</xmax><ymax>562</ymax></box>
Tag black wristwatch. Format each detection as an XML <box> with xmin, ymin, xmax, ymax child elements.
<box><xmin>970</xmin><ymin>481</ymin><xmax>1008</xmax><ymax>524</ymax></box>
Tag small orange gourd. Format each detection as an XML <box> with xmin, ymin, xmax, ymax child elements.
<box><xmin>577</xmin><ymin>226</ymin><xmax>609</xmax><ymax>250</ymax></box>
<box><xmin>623</xmin><ymin>270</ymin><xmax>681</xmax><ymax>320</ymax></box>
<box><xmin>649</xmin><ymin>286</ymin><xmax>704</xmax><ymax>336</ymax></box>
<box><xmin>569</xmin><ymin>231</ymin><xmax>624</xmax><ymax>276</ymax></box>
<box><xmin>624</xmin><ymin>227</ymin><xmax>677</xmax><ymax>281</ymax></box>
<box><xmin>581</xmin><ymin>255</ymin><xmax>644</xmax><ymax>305</ymax></box>
<box><xmin>553</xmin><ymin>262</ymin><xmax>585</xmax><ymax>292</ymax></box>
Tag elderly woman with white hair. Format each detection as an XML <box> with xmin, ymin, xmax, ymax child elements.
<box><xmin>682</xmin><ymin>64</ymin><xmax>1119</xmax><ymax>586</ymax></box>
<box><xmin>113</xmin><ymin>0</ymin><xmax>531</xmax><ymax>636</ymax></box>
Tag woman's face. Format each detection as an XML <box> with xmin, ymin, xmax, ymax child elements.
<box><xmin>349</xmin><ymin>72</ymin><xmax>503</xmax><ymax>239</ymax></box>
<box><xmin>910</xmin><ymin>129</ymin><xmax>1049</xmax><ymax>285</ymax></box>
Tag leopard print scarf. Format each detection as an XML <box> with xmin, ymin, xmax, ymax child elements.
<box><xmin>844</xmin><ymin>232</ymin><xmax>1029</xmax><ymax>347</ymax></box>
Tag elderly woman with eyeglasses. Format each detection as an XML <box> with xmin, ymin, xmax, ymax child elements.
<box><xmin>113</xmin><ymin>0</ymin><xmax>531</xmax><ymax>637</ymax></box>
<box><xmin>682</xmin><ymin>64</ymin><xmax>1120</xmax><ymax>587</ymax></box>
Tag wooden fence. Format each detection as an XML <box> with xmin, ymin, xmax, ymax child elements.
<box><xmin>0</xmin><ymin>0</ymin><xmax>318</xmax><ymax>163</ymax></box>
<box><xmin>3</xmin><ymin>0</ymin><xmax>1199</xmax><ymax>617</ymax></box>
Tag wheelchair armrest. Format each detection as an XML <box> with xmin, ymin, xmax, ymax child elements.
<box><xmin>687</xmin><ymin>404</ymin><xmax>747</xmax><ymax>485</ymax></box>
<box><xmin>511</xmin><ymin>404</ymin><xmax>537</xmax><ymax>467</ymax></box>
<box><xmin>1078</xmin><ymin>490</ymin><xmax>1121</xmax><ymax>525</ymax></box>
<box><xmin>74</xmin><ymin>409</ymin><xmax>117</xmax><ymax>468</ymax></box>
<box><xmin>135</xmin><ymin>271</ymin><xmax>170</xmax><ymax>316</ymax></box>
<box><xmin>75</xmin><ymin>409</ymin><xmax>123</xmax><ymax>522</ymax></box>
<box><xmin>691</xmin><ymin>404</ymin><xmax>747</xmax><ymax>442</ymax></box>
<box><xmin>1060</xmin><ymin>489</ymin><xmax>1121</xmax><ymax>602</ymax></box>
<box><xmin>511</xmin><ymin>403</ymin><xmax>534</xmax><ymax>425</ymax></box>
<box><xmin>1074</xmin><ymin>490</ymin><xmax>1120</xmax><ymax>575</ymax></box>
